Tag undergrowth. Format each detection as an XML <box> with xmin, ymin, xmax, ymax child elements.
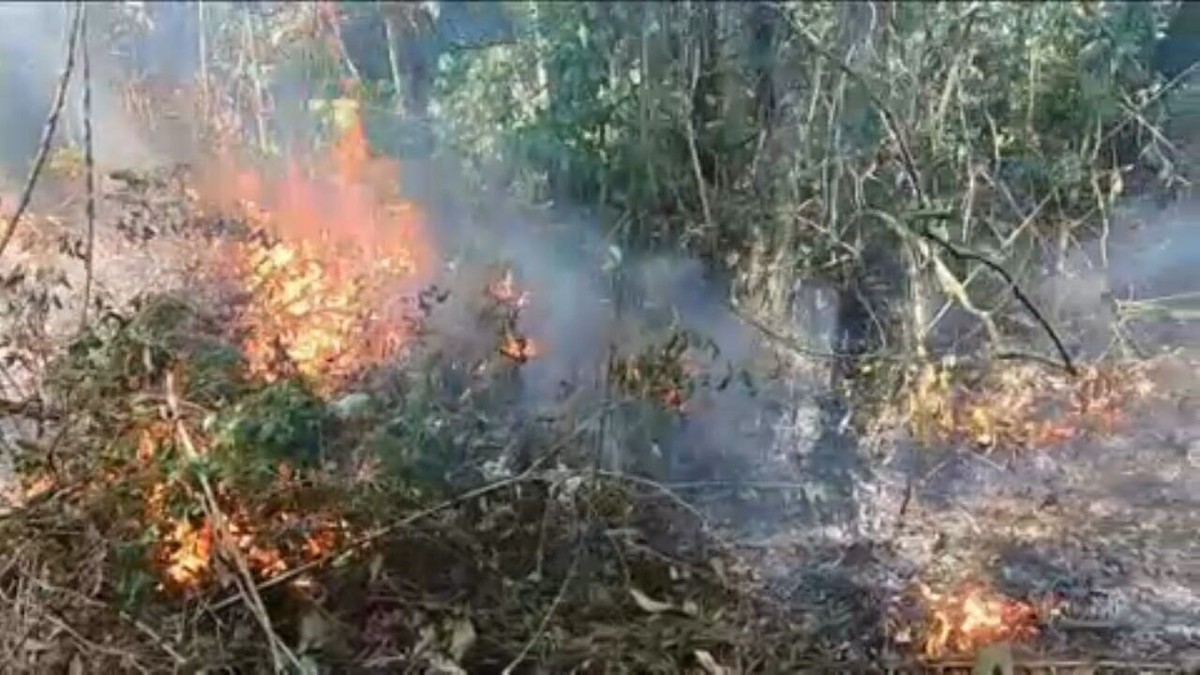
<box><xmin>0</xmin><ymin>294</ymin><xmax>808</xmax><ymax>673</ymax></box>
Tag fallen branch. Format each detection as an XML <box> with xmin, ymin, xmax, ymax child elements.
<box><xmin>868</xmin><ymin>208</ymin><xmax>1077</xmax><ymax>376</ymax></box>
<box><xmin>0</xmin><ymin>2</ymin><xmax>84</xmax><ymax>261</ymax></box>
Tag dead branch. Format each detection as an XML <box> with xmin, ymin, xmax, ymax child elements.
<box><xmin>79</xmin><ymin>4</ymin><xmax>96</xmax><ymax>330</ymax></box>
<box><xmin>911</xmin><ymin>213</ymin><xmax>1077</xmax><ymax>376</ymax></box>
<box><xmin>0</xmin><ymin>3</ymin><xmax>84</xmax><ymax>261</ymax></box>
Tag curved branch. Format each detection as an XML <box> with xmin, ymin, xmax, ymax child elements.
<box><xmin>913</xmin><ymin>217</ymin><xmax>1078</xmax><ymax>376</ymax></box>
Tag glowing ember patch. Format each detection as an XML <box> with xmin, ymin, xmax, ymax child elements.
<box><xmin>486</xmin><ymin>268</ymin><xmax>540</xmax><ymax>364</ymax></box>
<box><xmin>919</xmin><ymin>582</ymin><xmax>1042</xmax><ymax>659</ymax></box>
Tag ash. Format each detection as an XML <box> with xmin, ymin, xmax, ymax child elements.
<box><xmin>673</xmin><ymin>348</ymin><xmax>1200</xmax><ymax>664</ymax></box>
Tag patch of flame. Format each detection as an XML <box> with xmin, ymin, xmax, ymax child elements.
<box><xmin>130</xmin><ymin>417</ymin><xmax>350</xmax><ymax>593</ymax></box>
<box><xmin>487</xmin><ymin>268</ymin><xmax>540</xmax><ymax>364</ymax></box>
<box><xmin>919</xmin><ymin>581</ymin><xmax>1042</xmax><ymax>659</ymax></box>
<box><xmin>907</xmin><ymin>361</ymin><xmax>1154</xmax><ymax>451</ymax></box>
<box><xmin>499</xmin><ymin>333</ymin><xmax>538</xmax><ymax>363</ymax></box>
<box><xmin>202</xmin><ymin>101</ymin><xmax>432</xmax><ymax>389</ymax></box>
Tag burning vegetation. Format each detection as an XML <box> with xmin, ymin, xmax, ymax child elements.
<box><xmin>2</xmin><ymin>2</ymin><xmax>1199</xmax><ymax>673</ymax></box>
<box><xmin>208</xmin><ymin>107</ymin><xmax>431</xmax><ymax>390</ymax></box>
<box><xmin>915</xmin><ymin>581</ymin><xmax>1046</xmax><ymax>660</ymax></box>
<box><xmin>899</xmin><ymin>359</ymin><xmax>1159</xmax><ymax>453</ymax></box>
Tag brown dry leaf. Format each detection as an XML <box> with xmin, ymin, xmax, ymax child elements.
<box><xmin>629</xmin><ymin>587</ymin><xmax>674</xmax><ymax>614</ymax></box>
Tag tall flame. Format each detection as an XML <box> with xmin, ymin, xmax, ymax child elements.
<box><xmin>201</xmin><ymin>102</ymin><xmax>433</xmax><ymax>388</ymax></box>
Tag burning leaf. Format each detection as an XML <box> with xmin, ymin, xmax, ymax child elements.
<box><xmin>629</xmin><ymin>587</ymin><xmax>674</xmax><ymax>614</ymax></box>
<box><xmin>904</xmin><ymin>361</ymin><xmax>1154</xmax><ymax>452</ymax></box>
<box><xmin>498</xmin><ymin>333</ymin><xmax>538</xmax><ymax>364</ymax></box>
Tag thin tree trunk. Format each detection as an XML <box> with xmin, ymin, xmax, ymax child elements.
<box><xmin>382</xmin><ymin>11</ymin><xmax>404</xmax><ymax>114</ymax></box>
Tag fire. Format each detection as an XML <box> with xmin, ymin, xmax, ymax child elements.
<box><xmin>487</xmin><ymin>268</ymin><xmax>540</xmax><ymax>364</ymax></box>
<box><xmin>499</xmin><ymin>332</ymin><xmax>539</xmax><ymax>363</ymax></box>
<box><xmin>156</xmin><ymin>503</ymin><xmax>348</xmax><ymax>592</ymax></box>
<box><xmin>907</xmin><ymin>361</ymin><xmax>1154</xmax><ymax>451</ymax></box>
<box><xmin>203</xmin><ymin>99</ymin><xmax>432</xmax><ymax>389</ymax></box>
<box><xmin>918</xmin><ymin>581</ymin><xmax>1042</xmax><ymax>659</ymax></box>
<box><xmin>163</xmin><ymin>519</ymin><xmax>214</xmax><ymax>587</ymax></box>
<box><xmin>124</xmin><ymin>397</ymin><xmax>352</xmax><ymax>593</ymax></box>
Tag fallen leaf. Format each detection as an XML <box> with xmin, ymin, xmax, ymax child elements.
<box><xmin>629</xmin><ymin>587</ymin><xmax>673</xmax><ymax>614</ymax></box>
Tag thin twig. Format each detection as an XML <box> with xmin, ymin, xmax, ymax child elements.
<box><xmin>501</xmin><ymin>545</ymin><xmax>581</xmax><ymax>675</ymax></box>
<box><xmin>79</xmin><ymin>3</ymin><xmax>97</xmax><ymax>331</ymax></box>
<box><xmin>18</xmin><ymin>571</ymin><xmax>187</xmax><ymax>666</ymax></box>
<box><xmin>164</xmin><ymin>371</ymin><xmax>302</xmax><ymax>673</ymax></box>
<box><xmin>0</xmin><ymin>3</ymin><xmax>84</xmax><ymax>261</ymax></box>
<box><xmin>914</xmin><ymin>219</ymin><xmax>1077</xmax><ymax>376</ymax></box>
<box><xmin>209</xmin><ymin>408</ymin><xmax>607</xmax><ymax>612</ymax></box>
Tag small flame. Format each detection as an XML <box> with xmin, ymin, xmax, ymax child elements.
<box><xmin>919</xmin><ymin>582</ymin><xmax>1042</xmax><ymax>659</ymax></box>
<box><xmin>499</xmin><ymin>333</ymin><xmax>538</xmax><ymax>363</ymax></box>
<box><xmin>135</xmin><ymin>420</ymin><xmax>352</xmax><ymax>593</ymax></box>
<box><xmin>162</xmin><ymin>519</ymin><xmax>214</xmax><ymax>588</ymax></box>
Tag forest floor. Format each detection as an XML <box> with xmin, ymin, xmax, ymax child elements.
<box><xmin>1</xmin><ymin>164</ymin><xmax>1198</xmax><ymax>671</ymax></box>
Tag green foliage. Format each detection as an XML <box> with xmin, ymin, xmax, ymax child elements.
<box><xmin>49</xmin><ymin>295</ymin><xmax>246</xmax><ymax>408</ymax></box>
<box><xmin>210</xmin><ymin>378</ymin><xmax>329</xmax><ymax>481</ymax></box>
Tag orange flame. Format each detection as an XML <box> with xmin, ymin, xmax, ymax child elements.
<box><xmin>499</xmin><ymin>333</ymin><xmax>539</xmax><ymax>363</ymax></box>
<box><xmin>919</xmin><ymin>582</ymin><xmax>1042</xmax><ymax>659</ymax></box>
<box><xmin>201</xmin><ymin>101</ymin><xmax>433</xmax><ymax>387</ymax></box>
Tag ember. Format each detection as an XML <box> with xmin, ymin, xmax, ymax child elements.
<box><xmin>905</xmin><ymin>360</ymin><xmax>1155</xmax><ymax>452</ymax></box>
<box><xmin>486</xmin><ymin>267</ymin><xmax>540</xmax><ymax>364</ymax></box>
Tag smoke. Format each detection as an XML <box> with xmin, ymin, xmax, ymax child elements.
<box><xmin>404</xmin><ymin>161</ymin><xmax>809</xmax><ymax>480</ymax></box>
<box><xmin>1041</xmin><ymin>193</ymin><xmax>1200</xmax><ymax>356</ymax></box>
<box><xmin>0</xmin><ymin>2</ymin><xmax>200</xmax><ymax>185</ymax></box>
<box><xmin>0</xmin><ymin>2</ymin><xmax>829</xmax><ymax>489</ymax></box>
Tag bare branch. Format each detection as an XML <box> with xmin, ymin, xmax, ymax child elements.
<box><xmin>0</xmin><ymin>3</ymin><xmax>84</xmax><ymax>261</ymax></box>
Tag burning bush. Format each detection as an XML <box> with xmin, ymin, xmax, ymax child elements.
<box><xmin>0</xmin><ymin>289</ymin><xmax>808</xmax><ymax>672</ymax></box>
